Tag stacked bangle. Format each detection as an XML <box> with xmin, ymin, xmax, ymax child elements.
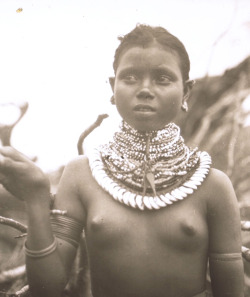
<box><xmin>50</xmin><ymin>213</ymin><xmax>83</xmax><ymax>248</ymax></box>
<box><xmin>25</xmin><ymin>237</ymin><xmax>57</xmax><ymax>258</ymax></box>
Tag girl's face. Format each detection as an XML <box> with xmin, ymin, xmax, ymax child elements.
<box><xmin>110</xmin><ymin>45</ymin><xmax>190</xmax><ymax>132</ymax></box>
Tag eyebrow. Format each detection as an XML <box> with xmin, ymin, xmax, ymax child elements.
<box><xmin>117</xmin><ymin>66</ymin><xmax>178</xmax><ymax>80</ymax></box>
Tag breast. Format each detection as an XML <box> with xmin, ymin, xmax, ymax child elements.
<box><xmin>155</xmin><ymin>205</ymin><xmax>209</xmax><ymax>252</ymax></box>
<box><xmin>85</xmin><ymin>201</ymin><xmax>136</xmax><ymax>249</ymax></box>
<box><xmin>85</xmin><ymin>190</ymin><xmax>208</xmax><ymax>254</ymax></box>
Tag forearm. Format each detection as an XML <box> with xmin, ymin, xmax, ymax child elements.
<box><xmin>0</xmin><ymin>147</ymin><xmax>77</xmax><ymax>296</ymax></box>
<box><xmin>209</xmin><ymin>253</ymin><xmax>245</xmax><ymax>297</ymax></box>
<box><xmin>25</xmin><ymin>194</ymin><xmax>68</xmax><ymax>297</ymax></box>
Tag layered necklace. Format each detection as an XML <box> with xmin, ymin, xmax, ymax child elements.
<box><xmin>88</xmin><ymin>121</ymin><xmax>211</xmax><ymax>210</ymax></box>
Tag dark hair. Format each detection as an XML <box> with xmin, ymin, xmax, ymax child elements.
<box><xmin>113</xmin><ymin>24</ymin><xmax>190</xmax><ymax>81</ymax></box>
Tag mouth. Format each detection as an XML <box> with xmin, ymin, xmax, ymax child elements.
<box><xmin>133</xmin><ymin>104</ymin><xmax>156</xmax><ymax>112</ymax></box>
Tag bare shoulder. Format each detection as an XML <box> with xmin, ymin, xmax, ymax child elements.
<box><xmin>204</xmin><ymin>167</ymin><xmax>239</xmax><ymax>219</ymax></box>
<box><xmin>63</xmin><ymin>155</ymin><xmax>90</xmax><ymax>176</ymax></box>
<box><xmin>54</xmin><ymin>155</ymin><xmax>91</xmax><ymax>224</ymax></box>
<box><xmin>206</xmin><ymin>168</ymin><xmax>234</xmax><ymax>192</ymax></box>
<box><xmin>205</xmin><ymin>169</ymin><xmax>242</xmax><ymax>253</ymax></box>
<box><xmin>205</xmin><ymin>168</ymin><xmax>236</xmax><ymax>204</ymax></box>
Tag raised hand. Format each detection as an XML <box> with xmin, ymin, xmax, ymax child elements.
<box><xmin>0</xmin><ymin>146</ymin><xmax>50</xmax><ymax>202</ymax></box>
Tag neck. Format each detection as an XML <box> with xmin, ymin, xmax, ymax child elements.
<box><xmin>113</xmin><ymin>121</ymin><xmax>185</xmax><ymax>163</ymax></box>
<box><xmin>88</xmin><ymin>121</ymin><xmax>211</xmax><ymax>210</ymax></box>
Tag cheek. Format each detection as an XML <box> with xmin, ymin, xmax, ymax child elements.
<box><xmin>114</xmin><ymin>85</ymin><xmax>130</xmax><ymax>99</ymax></box>
<box><xmin>162</xmin><ymin>89</ymin><xmax>183</xmax><ymax>108</ymax></box>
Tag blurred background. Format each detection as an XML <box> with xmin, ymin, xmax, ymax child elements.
<box><xmin>0</xmin><ymin>0</ymin><xmax>250</xmax><ymax>171</ymax></box>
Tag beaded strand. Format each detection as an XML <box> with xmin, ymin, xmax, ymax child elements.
<box><xmin>89</xmin><ymin>121</ymin><xmax>211</xmax><ymax>210</ymax></box>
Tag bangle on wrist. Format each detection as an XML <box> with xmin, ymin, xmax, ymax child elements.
<box><xmin>25</xmin><ymin>237</ymin><xmax>57</xmax><ymax>258</ymax></box>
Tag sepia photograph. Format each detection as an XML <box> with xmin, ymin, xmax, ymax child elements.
<box><xmin>0</xmin><ymin>0</ymin><xmax>250</xmax><ymax>296</ymax></box>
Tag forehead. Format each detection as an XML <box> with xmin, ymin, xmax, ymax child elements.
<box><xmin>116</xmin><ymin>45</ymin><xmax>182</xmax><ymax>73</ymax></box>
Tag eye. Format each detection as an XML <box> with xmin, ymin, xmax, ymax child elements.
<box><xmin>155</xmin><ymin>74</ymin><xmax>172</xmax><ymax>85</ymax></box>
<box><xmin>122</xmin><ymin>74</ymin><xmax>138</xmax><ymax>84</ymax></box>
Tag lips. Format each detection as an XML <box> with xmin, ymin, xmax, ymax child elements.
<box><xmin>134</xmin><ymin>104</ymin><xmax>156</xmax><ymax>112</ymax></box>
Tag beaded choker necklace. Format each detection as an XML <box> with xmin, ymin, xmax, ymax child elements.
<box><xmin>89</xmin><ymin>121</ymin><xmax>211</xmax><ymax>210</ymax></box>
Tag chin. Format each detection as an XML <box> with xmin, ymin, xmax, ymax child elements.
<box><xmin>129</xmin><ymin>121</ymin><xmax>169</xmax><ymax>132</ymax></box>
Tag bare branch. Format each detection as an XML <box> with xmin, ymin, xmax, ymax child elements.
<box><xmin>0</xmin><ymin>265</ymin><xmax>26</xmax><ymax>284</ymax></box>
<box><xmin>0</xmin><ymin>102</ymin><xmax>29</xmax><ymax>146</ymax></box>
<box><xmin>77</xmin><ymin>114</ymin><xmax>109</xmax><ymax>155</ymax></box>
<box><xmin>15</xmin><ymin>285</ymin><xmax>29</xmax><ymax>296</ymax></box>
<box><xmin>0</xmin><ymin>216</ymin><xmax>27</xmax><ymax>233</ymax></box>
<box><xmin>191</xmin><ymin>88</ymin><xmax>250</xmax><ymax>146</ymax></box>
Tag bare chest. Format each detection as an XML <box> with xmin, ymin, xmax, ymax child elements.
<box><xmin>84</xmin><ymin>188</ymin><xmax>208</xmax><ymax>253</ymax></box>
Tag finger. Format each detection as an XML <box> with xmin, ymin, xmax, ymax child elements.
<box><xmin>0</xmin><ymin>172</ymin><xmax>22</xmax><ymax>199</ymax></box>
<box><xmin>0</xmin><ymin>154</ymin><xmax>7</xmax><ymax>169</ymax></box>
<box><xmin>0</xmin><ymin>155</ymin><xmax>14</xmax><ymax>172</ymax></box>
<box><xmin>0</xmin><ymin>172</ymin><xmax>7</xmax><ymax>185</ymax></box>
<box><xmin>0</xmin><ymin>153</ymin><xmax>26</xmax><ymax>173</ymax></box>
<box><xmin>0</xmin><ymin>146</ymin><xmax>29</xmax><ymax>162</ymax></box>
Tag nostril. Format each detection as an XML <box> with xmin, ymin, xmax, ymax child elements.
<box><xmin>137</xmin><ymin>89</ymin><xmax>154</xmax><ymax>99</ymax></box>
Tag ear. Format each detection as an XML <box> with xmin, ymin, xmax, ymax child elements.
<box><xmin>109</xmin><ymin>77</ymin><xmax>115</xmax><ymax>92</ymax></box>
<box><xmin>182</xmin><ymin>80</ymin><xmax>195</xmax><ymax>104</ymax></box>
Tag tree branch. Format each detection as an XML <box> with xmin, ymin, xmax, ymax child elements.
<box><xmin>77</xmin><ymin>114</ymin><xmax>109</xmax><ymax>155</ymax></box>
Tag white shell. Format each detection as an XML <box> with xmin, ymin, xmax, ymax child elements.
<box><xmin>135</xmin><ymin>195</ymin><xmax>144</xmax><ymax>210</ymax></box>
<box><xmin>171</xmin><ymin>189</ymin><xmax>184</xmax><ymax>200</ymax></box>
<box><xmin>183</xmin><ymin>181</ymin><xmax>197</xmax><ymax>190</ymax></box>
<box><xmin>117</xmin><ymin>188</ymin><xmax>126</xmax><ymax>203</ymax></box>
<box><xmin>190</xmin><ymin>176</ymin><xmax>204</xmax><ymax>183</ymax></box>
<box><xmin>149</xmin><ymin>197</ymin><xmax>161</xmax><ymax>209</ymax></box>
<box><xmin>128</xmin><ymin>193</ymin><xmax>137</xmax><ymax>208</ymax></box>
<box><xmin>192</xmin><ymin>173</ymin><xmax>206</xmax><ymax>178</ymax></box>
<box><xmin>167</xmin><ymin>192</ymin><xmax>178</xmax><ymax>202</ymax></box>
<box><xmin>144</xmin><ymin>196</ymin><xmax>153</xmax><ymax>209</ymax></box>
<box><xmin>154</xmin><ymin>197</ymin><xmax>166</xmax><ymax>207</ymax></box>
<box><xmin>160</xmin><ymin>194</ymin><xmax>173</xmax><ymax>204</ymax></box>
<box><xmin>189</xmin><ymin>179</ymin><xmax>202</xmax><ymax>186</ymax></box>
<box><xmin>179</xmin><ymin>186</ymin><xmax>193</xmax><ymax>194</ymax></box>
<box><xmin>112</xmin><ymin>186</ymin><xmax>121</xmax><ymax>200</ymax></box>
<box><xmin>122</xmin><ymin>192</ymin><xmax>130</xmax><ymax>206</ymax></box>
<box><xmin>199</xmin><ymin>165</ymin><xmax>210</xmax><ymax>169</ymax></box>
<box><xmin>89</xmin><ymin>147</ymin><xmax>211</xmax><ymax>211</ymax></box>
<box><xmin>103</xmin><ymin>179</ymin><xmax>111</xmax><ymax>191</ymax></box>
<box><xmin>173</xmin><ymin>188</ymin><xmax>187</xmax><ymax>198</ymax></box>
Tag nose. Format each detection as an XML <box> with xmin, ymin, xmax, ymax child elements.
<box><xmin>136</xmin><ymin>78</ymin><xmax>154</xmax><ymax>100</ymax></box>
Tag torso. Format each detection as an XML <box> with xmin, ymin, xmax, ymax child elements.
<box><xmin>77</xmin><ymin>158</ymin><xmax>210</xmax><ymax>297</ymax></box>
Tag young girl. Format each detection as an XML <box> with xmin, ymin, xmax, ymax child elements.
<box><xmin>0</xmin><ymin>24</ymin><xmax>244</xmax><ymax>297</ymax></box>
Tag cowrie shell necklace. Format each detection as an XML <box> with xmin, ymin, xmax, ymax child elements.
<box><xmin>88</xmin><ymin>122</ymin><xmax>211</xmax><ymax>210</ymax></box>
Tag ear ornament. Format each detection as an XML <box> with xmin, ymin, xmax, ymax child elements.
<box><xmin>181</xmin><ymin>101</ymin><xmax>188</xmax><ymax>112</ymax></box>
<box><xmin>110</xmin><ymin>95</ymin><xmax>115</xmax><ymax>105</ymax></box>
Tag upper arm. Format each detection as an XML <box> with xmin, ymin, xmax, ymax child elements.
<box><xmin>51</xmin><ymin>156</ymin><xmax>87</xmax><ymax>273</ymax></box>
<box><xmin>54</xmin><ymin>156</ymin><xmax>87</xmax><ymax>224</ymax></box>
<box><xmin>207</xmin><ymin>168</ymin><xmax>242</xmax><ymax>254</ymax></box>
<box><xmin>207</xmin><ymin>169</ymin><xmax>244</xmax><ymax>297</ymax></box>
